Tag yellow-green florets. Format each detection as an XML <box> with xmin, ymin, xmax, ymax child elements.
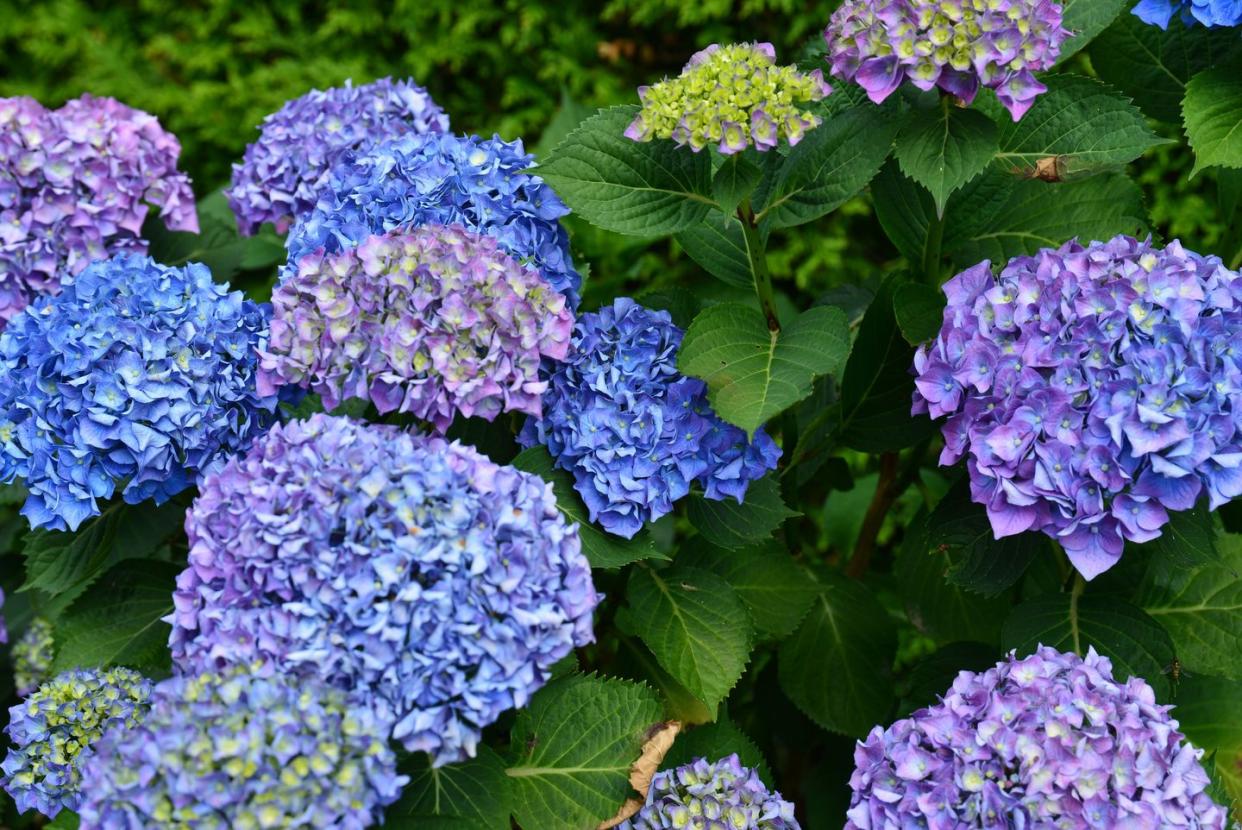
<box><xmin>625</xmin><ymin>42</ymin><xmax>832</xmax><ymax>154</ymax></box>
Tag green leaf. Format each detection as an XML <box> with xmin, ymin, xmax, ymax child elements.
<box><xmin>1134</xmin><ymin>503</ymin><xmax>1219</xmax><ymax>574</ymax></box>
<box><xmin>1184</xmin><ymin>67</ymin><xmax>1242</xmax><ymax>176</ymax></box>
<box><xmin>389</xmin><ymin>746</ymin><xmax>510</xmax><ymax>829</ymax></box>
<box><xmin>686</xmin><ymin>476</ymin><xmax>799</xmax><ymax>550</ymax></box>
<box><xmin>45</xmin><ymin>811</ymin><xmax>80</xmax><ymax>830</ymax></box>
<box><xmin>1001</xmin><ymin>592</ymin><xmax>1176</xmax><ymax>698</ymax></box>
<box><xmin>144</xmin><ymin>190</ymin><xmax>281</xmax><ymax>280</ymax></box>
<box><xmin>626</xmin><ymin>565</ymin><xmax>754</xmax><ymax>712</ymax></box>
<box><xmin>892</xmin><ymin>282</ymin><xmax>945</xmax><ymax>345</ymax></box>
<box><xmin>712</xmin><ymin>154</ymin><xmax>763</xmax><ymax>218</ymax></box>
<box><xmin>943</xmin><ymin>170</ymin><xmax>1148</xmax><ymax>265</ymax></box>
<box><xmin>678</xmin><ymin>303</ymin><xmax>850</xmax><ymax>436</ymax></box>
<box><xmin>538</xmin><ymin>106</ymin><xmax>714</xmax><ymax>236</ymax></box>
<box><xmin>506</xmin><ymin>674</ymin><xmax>661</xmax><ymax>830</ymax></box>
<box><xmin>837</xmin><ymin>276</ymin><xmax>936</xmax><ymax>453</ymax></box>
<box><xmin>896</xmin><ymin>513</ymin><xmax>1011</xmax><ymax>645</ymax></box>
<box><xmin>511</xmin><ymin>447</ymin><xmax>666</xmax><ymax>569</ymax></box>
<box><xmin>661</xmin><ymin>715</ymin><xmax>772</xmax><ymax>785</ymax></box>
<box><xmin>1092</xmin><ymin>13</ymin><xmax>1241</xmax><ymax>122</ymax></box>
<box><xmin>874</xmin><ymin>165</ymin><xmax>1149</xmax><ymax>270</ymax></box>
<box><xmin>52</xmin><ymin>559</ymin><xmax>182</xmax><ymax>676</ymax></box>
<box><xmin>757</xmin><ymin>104</ymin><xmax>901</xmax><ymax>230</ymax></box>
<box><xmin>1136</xmin><ymin>533</ymin><xmax>1242</xmax><ymax>680</ymax></box>
<box><xmin>1056</xmin><ymin>0</ymin><xmax>1128</xmax><ymax>64</ymax></box>
<box><xmin>676</xmin><ymin>540</ymin><xmax>819</xmax><ymax>639</ymax></box>
<box><xmin>21</xmin><ymin>499</ymin><xmax>184</xmax><ymax>600</ymax></box>
<box><xmin>988</xmin><ymin>75</ymin><xmax>1166</xmax><ymax>178</ymax></box>
<box><xmin>923</xmin><ymin>479</ymin><xmax>1046</xmax><ymax>597</ymax></box>
<box><xmin>778</xmin><ymin>571</ymin><xmax>897</xmax><ymax>736</ymax></box>
<box><xmin>675</xmin><ymin>212</ymin><xmax>753</xmax><ymax>288</ymax></box>
<box><xmin>1175</xmin><ymin>675</ymin><xmax>1242</xmax><ymax>752</ymax></box>
<box><xmin>534</xmin><ymin>90</ymin><xmax>595</xmax><ymax>159</ymax></box>
<box><xmin>894</xmin><ymin>103</ymin><xmax>997</xmax><ymax>213</ymax></box>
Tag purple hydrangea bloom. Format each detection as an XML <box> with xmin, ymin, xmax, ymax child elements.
<box><xmin>621</xmin><ymin>754</ymin><xmax>800</xmax><ymax>830</ymax></box>
<box><xmin>226</xmin><ymin>77</ymin><xmax>449</xmax><ymax>236</ymax></box>
<box><xmin>847</xmin><ymin>646</ymin><xmax>1229</xmax><ymax>829</ymax></box>
<box><xmin>824</xmin><ymin>0</ymin><xmax>1070</xmax><ymax>120</ymax></box>
<box><xmin>0</xmin><ymin>95</ymin><xmax>197</xmax><ymax>327</ymax></box>
<box><xmin>0</xmin><ymin>254</ymin><xmax>280</xmax><ymax>531</ymax></box>
<box><xmin>1132</xmin><ymin>0</ymin><xmax>1242</xmax><ymax>26</ymax></box>
<box><xmin>520</xmin><ymin>298</ymin><xmax>781</xmax><ymax>538</ymax></box>
<box><xmin>12</xmin><ymin>617</ymin><xmax>54</xmax><ymax>697</ymax></box>
<box><xmin>624</xmin><ymin>42</ymin><xmax>832</xmax><ymax>154</ymax></box>
<box><xmin>168</xmin><ymin>414</ymin><xmax>598</xmax><ymax>766</ymax></box>
<box><xmin>259</xmin><ymin>224</ymin><xmax>573</xmax><ymax>432</ymax></box>
<box><xmin>1</xmin><ymin>667</ymin><xmax>152</xmax><ymax>819</ymax></box>
<box><xmin>913</xmin><ymin>235</ymin><xmax>1242</xmax><ymax>579</ymax></box>
<box><xmin>283</xmin><ymin>131</ymin><xmax>582</xmax><ymax>308</ymax></box>
<box><xmin>77</xmin><ymin>665</ymin><xmax>405</xmax><ymax>829</ymax></box>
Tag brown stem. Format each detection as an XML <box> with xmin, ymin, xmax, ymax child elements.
<box><xmin>846</xmin><ymin>452</ymin><xmax>900</xmax><ymax>578</ymax></box>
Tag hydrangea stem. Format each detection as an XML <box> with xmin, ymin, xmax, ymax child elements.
<box><xmin>737</xmin><ymin>201</ymin><xmax>781</xmax><ymax>332</ymax></box>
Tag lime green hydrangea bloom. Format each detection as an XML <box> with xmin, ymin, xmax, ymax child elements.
<box><xmin>1</xmin><ymin>667</ymin><xmax>152</xmax><ymax>818</ymax></box>
<box><xmin>625</xmin><ymin>42</ymin><xmax>832</xmax><ymax>154</ymax></box>
<box><xmin>13</xmin><ymin>617</ymin><xmax>55</xmax><ymax>696</ymax></box>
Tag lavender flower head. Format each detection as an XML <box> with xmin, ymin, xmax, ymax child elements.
<box><xmin>1</xmin><ymin>667</ymin><xmax>152</xmax><ymax>818</ymax></box>
<box><xmin>259</xmin><ymin>224</ymin><xmax>573</xmax><ymax>431</ymax></box>
<box><xmin>0</xmin><ymin>254</ymin><xmax>280</xmax><ymax>531</ymax></box>
<box><xmin>913</xmin><ymin>235</ymin><xmax>1242</xmax><ymax>579</ymax></box>
<box><xmin>847</xmin><ymin>646</ymin><xmax>1229</xmax><ymax>829</ymax></box>
<box><xmin>169</xmin><ymin>414</ymin><xmax>598</xmax><ymax>766</ymax></box>
<box><xmin>227</xmin><ymin>77</ymin><xmax>449</xmax><ymax>235</ymax></box>
<box><xmin>520</xmin><ymin>298</ymin><xmax>781</xmax><ymax>538</ymax></box>
<box><xmin>77</xmin><ymin>665</ymin><xmax>405</xmax><ymax>829</ymax></box>
<box><xmin>624</xmin><ymin>42</ymin><xmax>832</xmax><ymax>154</ymax></box>
<box><xmin>1132</xmin><ymin>0</ymin><xmax>1242</xmax><ymax>27</ymax></box>
<box><xmin>621</xmin><ymin>754</ymin><xmax>800</xmax><ymax>830</ymax></box>
<box><xmin>824</xmin><ymin>0</ymin><xmax>1070</xmax><ymax>120</ymax></box>
<box><xmin>13</xmin><ymin>617</ymin><xmax>54</xmax><ymax>697</ymax></box>
<box><xmin>284</xmin><ymin>131</ymin><xmax>582</xmax><ymax>307</ymax></box>
<box><xmin>0</xmin><ymin>94</ymin><xmax>197</xmax><ymax>326</ymax></box>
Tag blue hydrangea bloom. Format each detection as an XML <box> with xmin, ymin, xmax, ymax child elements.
<box><xmin>1132</xmin><ymin>0</ymin><xmax>1242</xmax><ymax>27</ymax></box>
<box><xmin>913</xmin><ymin>235</ymin><xmax>1242</xmax><ymax>579</ymax></box>
<box><xmin>0</xmin><ymin>254</ymin><xmax>280</xmax><ymax>531</ymax></box>
<box><xmin>520</xmin><ymin>298</ymin><xmax>781</xmax><ymax>538</ymax></box>
<box><xmin>227</xmin><ymin>77</ymin><xmax>449</xmax><ymax>235</ymax></box>
<box><xmin>283</xmin><ymin>131</ymin><xmax>582</xmax><ymax>308</ymax></box>
<box><xmin>621</xmin><ymin>754</ymin><xmax>800</xmax><ymax>830</ymax></box>
<box><xmin>77</xmin><ymin>665</ymin><xmax>406</xmax><ymax>829</ymax></box>
<box><xmin>169</xmin><ymin>414</ymin><xmax>598</xmax><ymax>766</ymax></box>
<box><xmin>847</xmin><ymin>647</ymin><xmax>1228</xmax><ymax>829</ymax></box>
<box><xmin>1</xmin><ymin>667</ymin><xmax>152</xmax><ymax>819</ymax></box>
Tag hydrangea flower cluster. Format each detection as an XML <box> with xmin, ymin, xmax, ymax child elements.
<box><xmin>621</xmin><ymin>754</ymin><xmax>801</xmax><ymax>830</ymax></box>
<box><xmin>846</xmin><ymin>646</ymin><xmax>1229</xmax><ymax>829</ymax></box>
<box><xmin>227</xmin><ymin>77</ymin><xmax>449</xmax><ymax>235</ymax></box>
<box><xmin>77</xmin><ymin>665</ymin><xmax>405</xmax><ymax>829</ymax></box>
<box><xmin>823</xmin><ymin>0</ymin><xmax>1070</xmax><ymax>120</ymax></box>
<box><xmin>624</xmin><ymin>42</ymin><xmax>831</xmax><ymax>154</ymax></box>
<box><xmin>13</xmin><ymin>617</ymin><xmax>54</xmax><ymax>697</ymax></box>
<box><xmin>169</xmin><ymin>414</ymin><xmax>598</xmax><ymax>765</ymax></box>
<box><xmin>520</xmin><ymin>298</ymin><xmax>781</xmax><ymax>538</ymax></box>
<box><xmin>0</xmin><ymin>94</ymin><xmax>197</xmax><ymax>326</ymax></box>
<box><xmin>0</xmin><ymin>254</ymin><xmax>280</xmax><ymax>531</ymax></box>
<box><xmin>258</xmin><ymin>224</ymin><xmax>573</xmax><ymax>431</ymax></box>
<box><xmin>284</xmin><ymin>132</ymin><xmax>582</xmax><ymax>307</ymax></box>
<box><xmin>1</xmin><ymin>667</ymin><xmax>152</xmax><ymax>818</ymax></box>
<box><xmin>913</xmin><ymin>235</ymin><xmax>1242</xmax><ymax>579</ymax></box>
<box><xmin>1132</xmin><ymin>0</ymin><xmax>1242</xmax><ymax>27</ymax></box>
